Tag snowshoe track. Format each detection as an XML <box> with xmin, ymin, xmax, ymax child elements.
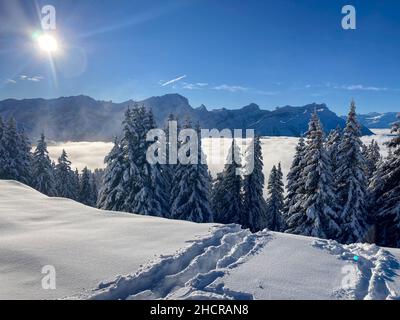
<box><xmin>79</xmin><ymin>225</ymin><xmax>269</xmax><ymax>300</ymax></box>
<box><xmin>313</xmin><ymin>239</ymin><xmax>400</xmax><ymax>300</ymax></box>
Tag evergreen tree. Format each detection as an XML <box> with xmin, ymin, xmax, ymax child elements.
<box><xmin>79</xmin><ymin>167</ymin><xmax>96</xmax><ymax>206</ymax></box>
<box><xmin>284</xmin><ymin>137</ymin><xmax>306</xmax><ymax>222</ymax></box>
<box><xmin>277</xmin><ymin>162</ymin><xmax>283</xmax><ymax>184</ymax></box>
<box><xmin>18</xmin><ymin>128</ymin><xmax>32</xmax><ymax>185</ymax></box>
<box><xmin>335</xmin><ymin>101</ymin><xmax>369</xmax><ymax>243</ymax></box>
<box><xmin>73</xmin><ymin>168</ymin><xmax>80</xmax><ymax>200</ymax></box>
<box><xmin>265</xmin><ymin>165</ymin><xmax>285</xmax><ymax>231</ymax></box>
<box><xmin>55</xmin><ymin>150</ymin><xmax>77</xmax><ymax>200</ymax></box>
<box><xmin>97</xmin><ymin>138</ymin><xmax>127</xmax><ymax>211</ymax></box>
<box><xmin>89</xmin><ymin>172</ymin><xmax>98</xmax><ymax>206</ymax></box>
<box><xmin>325</xmin><ymin>126</ymin><xmax>342</xmax><ymax>174</ymax></box>
<box><xmin>31</xmin><ymin>133</ymin><xmax>56</xmax><ymax>196</ymax></box>
<box><xmin>212</xmin><ymin>139</ymin><xmax>242</xmax><ymax>224</ymax></box>
<box><xmin>241</xmin><ymin>136</ymin><xmax>268</xmax><ymax>231</ymax></box>
<box><xmin>369</xmin><ymin>114</ymin><xmax>400</xmax><ymax>247</ymax></box>
<box><xmin>148</xmin><ymin>109</ymin><xmax>170</xmax><ymax>216</ymax></box>
<box><xmin>170</xmin><ymin>121</ymin><xmax>213</xmax><ymax>222</ymax></box>
<box><xmin>100</xmin><ymin>106</ymin><xmax>147</xmax><ymax>213</ymax></box>
<box><xmin>124</xmin><ymin>107</ymin><xmax>167</xmax><ymax>216</ymax></box>
<box><xmin>266</xmin><ymin>166</ymin><xmax>284</xmax><ymax>231</ymax></box>
<box><xmin>1</xmin><ymin>118</ymin><xmax>31</xmax><ymax>184</ymax></box>
<box><xmin>286</xmin><ymin>111</ymin><xmax>340</xmax><ymax>239</ymax></box>
<box><xmin>363</xmin><ymin>139</ymin><xmax>381</xmax><ymax>180</ymax></box>
<box><xmin>160</xmin><ymin>113</ymin><xmax>178</xmax><ymax>215</ymax></box>
<box><xmin>99</xmin><ymin>106</ymin><xmax>169</xmax><ymax>216</ymax></box>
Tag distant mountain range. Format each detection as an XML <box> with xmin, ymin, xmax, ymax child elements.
<box><xmin>0</xmin><ymin>94</ymin><xmax>373</xmax><ymax>142</ymax></box>
<box><xmin>343</xmin><ymin>112</ymin><xmax>398</xmax><ymax>129</ymax></box>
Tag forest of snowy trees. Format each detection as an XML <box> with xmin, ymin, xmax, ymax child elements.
<box><xmin>0</xmin><ymin>101</ymin><xmax>399</xmax><ymax>248</ymax></box>
<box><xmin>0</xmin><ymin>117</ymin><xmax>99</xmax><ymax>206</ymax></box>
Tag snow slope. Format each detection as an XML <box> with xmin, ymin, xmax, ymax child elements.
<box><xmin>1</xmin><ymin>180</ymin><xmax>400</xmax><ymax>300</ymax></box>
<box><xmin>79</xmin><ymin>232</ymin><xmax>400</xmax><ymax>300</ymax></box>
<box><xmin>0</xmin><ymin>180</ymin><xmax>215</xmax><ymax>299</ymax></box>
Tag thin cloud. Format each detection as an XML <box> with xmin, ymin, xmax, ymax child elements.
<box><xmin>4</xmin><ymin>79</ymin><xmax>17</xmax><ymax>84</ymax></box>
<box><xmin>213</xmin><ymin>84</ymin><xmax>249</xmax><ymax>92</ymax></box>
<box><xmin>19</xmin><ymin>75</ymin><xmax>44</xmax><ymax>82</ymax></box>
<box><xmin>161</xmin><ymin>75</ymin><xmax>187</xmax><ymax>87</ymax></box>
<box><xmin>182</xmin><ymin>82</ymin><xmax>208</xmax><ymax>90</ymax></box>
<box><xmin>339</xmin><ymin>84</ymin><xmax>388</xmax><ymax>91</ymax></box>
<box><xmin>212</xmin><ymin>84</ymin><xmax>278</xmax><ymax>95</ymax></box>
<box><xmin>303</xmin><ymin>83</ymin><xmax>332</xmax><ymax>89</ymax></box>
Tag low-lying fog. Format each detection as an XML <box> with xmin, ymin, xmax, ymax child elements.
<box><xmin>44</xmin><ymin>129</ymin><xmax>391</xmax><ymax>194</ymax></box>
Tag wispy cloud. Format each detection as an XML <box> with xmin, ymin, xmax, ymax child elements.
<box><xmin>19</xmin><ymin>75</ymin><xmax>44</xmax><ymax>82</ymax></box>
<box><xmin>338</xmin><ymin>84</ymin><xmax>388</xmax><ymax>91</ymax></box>
<box><xmin>182</xmin><ymin>82</ymin><xmax>208</xmax><ymax>90</ymax></box>
<box><xmin>212</xmin><ymin>84</ymin><xmax>249</xmax><ymax>92</ymax></box>
<box><xmin>212</xmin><ymin>84</ymin><xmax>279</xmax><ymax>95</ymax></box>
<box><xmin>301</xmin><ymin>82</ymin><xmax>393</xmax><ymax>92</ymax></box>
<box><xmin>4</xmin><ymin>79</ymin><xmax>17</xmax><ymax>84</ymax></box>
<box><xmin>302</xmin><ymin>82</ymin><xmax>332</xmax><ymax>90</ymax></box>
<box><xmin>160</xmin><ymin>75</ymin><xmax>187</xmax><ymax>87</ymax></box>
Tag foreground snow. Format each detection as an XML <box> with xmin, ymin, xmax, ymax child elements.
<box><xmin>1</xmin><ymin>180</ymin><xmax>399</xmax><ymax>300</ymax></box>
<box><xmin>0</xmin><ymin>180</ymin><xmax>215</xmax><ymax>299</ymax></box>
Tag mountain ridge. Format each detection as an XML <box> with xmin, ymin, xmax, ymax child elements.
<box><xmin>0</xmin><ymin>93</ymin><xmax>373</xmax><ymax>141</ymax></box>
<box><xmin>342</xmin><ymin>112</ymin><xmax>399</xmax><ymax>129</ymax></box>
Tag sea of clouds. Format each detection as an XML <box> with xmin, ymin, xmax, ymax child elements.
<box><xmin>44</xmin><ymin>129</ymin><xmax>392</xmax><ymax>195</ymax></box>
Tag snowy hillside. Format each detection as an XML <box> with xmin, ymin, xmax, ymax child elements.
<box><xmin>1</xmin><ymin>180</ymin><xmax>400</xmax><ymax>300</ymax></box>
<box><xmin>0</xmin><ymin>180</ymin><xmax>214</xmax><ymax>299</ymax></box>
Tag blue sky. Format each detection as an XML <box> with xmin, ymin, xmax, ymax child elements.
<box><xmin>0</xmin><ymin>0</ymin><xmax>399</xmax><ymax>115</ymax></box>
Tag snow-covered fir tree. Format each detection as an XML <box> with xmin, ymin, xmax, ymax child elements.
<box><xmin>284</xmin><ymin>137</ymin><xmax>306</xmax><ymax>222</ymax></box>
<box><xmin>211</xmin><ymin>139</ymin><xmax>242</xmax><ymax>224</ymax></box>
<box><xmin>55</xmin><ymin>150</ymin><xmax>77</xmax><ymax>200</ymax></box>
<box><xmin>18</xmin><ymin>127</ymin><xmax>32</xmax><ymax>183</ymax></box>
<box><xmin>335</xmin><ymin>101</ymin><xmax>369</xmax><ymax>243</ymax></box>
<box><xmin>90</xmin><ymin>173</ymin><xmax>98</xmax><ymax>206</ymax></box>
<box><xmin>97</xmin><ymin>138</ymin><xmax>127</xmax><ymax>211</ymax></box>
<box><xmin>99</xmin><ymin>106</ymin><xmax>169</xmax><ymax>216</ymax></box>
<box><xmin>286</xmin><ymin>111</ymin><xmax>340</xmax><ymax>239</ymax></box>
<box><xmin>241</xmin><ymin>136</ymin><xmax>268</xmax><ymax>232</ymax></box>
<box><xmin>79</xmin><ymin>167</ymin><xmax>97</xmax><ymax>207</ymax></box>
<box><xmin>363</xmin><ymin>139</ymin><xmax>381</xmax><ymax>181</ymax></box>
<box><xmin>369</xmin><ymin>114</ymin><xmax>400</xmax><ymax>247</ymax></box>
<box><xmin>277</xmin><ymin>162</ymin><xmax>283</xmax><ymax>182</ymax></box>
<box><xmin>325</xmin><ymin>126</ymin><xmax>342</xmax><ymax>175</ymax></box>
<box><xmin>1</xmin><ymin>118</ymin><xmax>31</xmax><ymax>184</ymax></box>
<box><xmin>79</xmin><ymin>167</ymin><xmax>91</xmax><ymax>202</ymax></box>
<box><xmin>147</xmin><ymin>109</ymin><xmax>170</xmax><ymax>216</ymax></box>
<box><xmin>265</xmin><ymin>165</ymin><xmax>285</xmax><ymax>231</ymax></box>
<box><xmin>73</xmin><ymin>168</ymin><xmax>80</xmax><ymax>201</ymax></box>
<box><xmin>124</xmin><ymin>107</ymin><xmax>168</xmax><ymax>216</ymax></box>
<box><xmin>170</xmin><ymin>121</ymin><xmax>213</xmax><ymax>222</ymax></box>
<box><xmin>31</xmin><ymin>133</ymin><xmax>56</xmax><ymax>196</ymax></box>
<box><xmin>158</xmin><ymin>113</ymin><xmax>181</xmax><ymax>216</ymax></box>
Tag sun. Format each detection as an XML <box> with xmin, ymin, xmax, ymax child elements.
<box><xmin>37</xmin><ymin>34</ymin><xmax>58</xmax><ymax>53</ymax></box>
